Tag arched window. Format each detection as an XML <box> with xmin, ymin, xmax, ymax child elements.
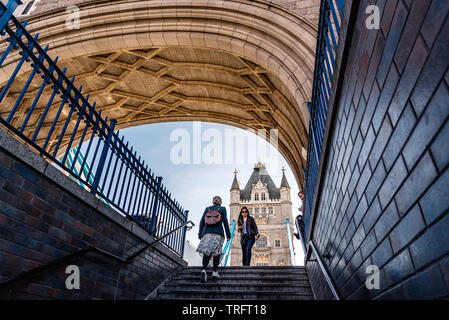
<box><xmin>254</xmin><ymin>193</ymin><xmax>259</xmax><ymax>201</ymax></box>
<box><xmin>261</xmin><ymin>193</ymin><xmax>266</xmax><ymax>201</ymax></box>
<box><xmin>256</xmin><ymin>235</ymin><xmax>267</xmax><ymax>247</ymax></box>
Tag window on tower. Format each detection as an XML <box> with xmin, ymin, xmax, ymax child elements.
<box><xmin>256</xmin><ymin>235</ymin><xmax>267</xmax><ymax>247</ymax></box>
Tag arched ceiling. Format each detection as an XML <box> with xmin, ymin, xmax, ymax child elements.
<box><xmin>0</xmin><ymin>0</ymin><xmax>319</xmax><ymax>188</ymax></box>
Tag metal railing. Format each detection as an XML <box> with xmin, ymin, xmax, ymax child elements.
<box><xmin>286</xmin><ymin>218</ymin><xmax>296</xmax><ymax>266</ymax></box>
<box><xmin>220</xmin><ymin>219</ymin><xmax>236</xmax><ymax>266</ymax></box>
<box><xmin>300</xmin><ymin>0</ymin><xmax>345</xmax><ymax>300</ymax></box>
<box><xmin>306</xmin><ymin>240</ymin><xmax>342</xmax><ymax>300</ymax></box>
<box><xmin>294</xmin><ymin>217</ymin><xmax>341</xmax><ymax>299</ymax></box>
<box><xmin>0</xmin><ymin>0</ymin><xmax>188</xmax><ymax>256</ymax></box>
<box><xmin>0</xmin><ymin>220</ymin><xmax>195</xmax><ymax>290</ymax></box>
<box><xmin>303</xmin><ymin>0</ymin><xmax>345</xmax><ymax>240</ymax></box>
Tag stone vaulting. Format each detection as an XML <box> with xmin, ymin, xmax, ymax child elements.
<box><xmin>0</xmin><ymin>0</ymin><xmax>321</xmax><ymax>188</ymax></box>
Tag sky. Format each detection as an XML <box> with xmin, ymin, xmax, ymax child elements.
<box><xmin>118</xmin><ymin>121</ymin><xmax>305</xmax><ymax>265</ymax></box>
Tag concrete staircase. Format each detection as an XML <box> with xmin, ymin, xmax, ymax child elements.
<box><xmin>147</xmin><ymin>266</ymin><xmax>314</xmax><ymax>300</ymax></box>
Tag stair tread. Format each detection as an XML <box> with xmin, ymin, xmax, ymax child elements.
<box><xmin>151</xmin><ymin>266</ymin><xmax>314</xmax><ymax>300</ymax></box>
<box><xmin>174</xmin><ymin>275</ymin><xmax>308</xmax><ymax>278</ymax></box>
<box><xmin>179</xmin><ymin>269</ymin><xmax>307</xmax><ymax>275</ymax></box>
<box><xmin>153</xmin><ymin>296</ymin><xmax>314</xmax><ymax>300</ymax></box>
<box><xmin>183</xmin><ymin>266</ymin><xmax>306</xmax><ymax>269</ymax></box>
<box><xmin>159</xmin><ymin>288</ymin><xmax>313</xmax><ymax>294</ymax></box>
<box><xmin>166</xmin><ymin>282</ymin><xmax>311</xmax><ymax>287</ymax></box>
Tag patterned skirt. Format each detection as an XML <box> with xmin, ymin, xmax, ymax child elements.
<box><xmin>196</xmin><ymin>233</ymin><xmax>225</xmax><ymax>256</ymax></box>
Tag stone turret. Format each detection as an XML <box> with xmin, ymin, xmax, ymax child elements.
<box><xmin>229</xmin><ymin>169</ymin><xmax>241</xmax><ymax>223</ymax></box>
<box><xmin>229</xmin><ymin>163</ymin><xmax>294</xmax><ymax>266</ymax></box>
<box><xmin>280</xmin><ymin>167</ymin><xmax>291</xmax><ymax>203</ymax></box>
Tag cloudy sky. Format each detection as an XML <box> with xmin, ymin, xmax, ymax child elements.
<box><xmin>119</xmin><ymin>121</ymin><xmax>305</xmax><ymax>265</ymax></box>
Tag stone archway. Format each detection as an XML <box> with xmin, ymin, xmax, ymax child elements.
<box><xmin>0</xmin><ymin>0</ymin><xmax>319</xmax><ymax>188</ymax></box>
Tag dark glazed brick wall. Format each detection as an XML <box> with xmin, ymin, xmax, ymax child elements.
<box><xmin>308</xmin><ymin>0</ymin><xmax>449</xmax><ymax>299</ymax></box>
<box><xmin>0</xmin><ymin>129</ymin><xmax>186</xmax><ymax>299</ymax></box>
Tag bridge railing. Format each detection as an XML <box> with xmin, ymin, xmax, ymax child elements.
<box><xmin>0</xmin><ymin>0</ymin><xmax>188</xmax><ymax>256</ymax></box>
<box><xmin>303</xmin><ymin>0</ymin><xmax>344</xmax><ymax>241</ymax></box>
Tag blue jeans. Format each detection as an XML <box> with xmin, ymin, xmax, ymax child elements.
<box><xmin>241</xmin><ymin>234</ymin><xmax>255</xmax><ymax>266</ymax></box>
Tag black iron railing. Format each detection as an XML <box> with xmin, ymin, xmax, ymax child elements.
<box><xmin>0</xmin><ymin>0</ymin><xmax>188</xmax><ymax>256</ymax></box>
<box><xmin>303</xmin><ymin>0</ymin><xmax>344</xmax><ymax>241</ymax></box>
<box><xmin>0</xmin><ymin>220</ymin><xmax>195</xmax><ymax>290</ymax></box>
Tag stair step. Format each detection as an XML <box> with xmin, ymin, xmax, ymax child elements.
<box><xmin>150</xmin><ymin>266</ymin><xmax>314</xmax><ymax>300</ymax></box>
<box><xmin>182</xmin><ymin>267</ymin><xmax>306</xmax><ymax>272</ymax></box>
<box><xmin>153</xmin><ymin>295</ymin><xmax>315</xmax><ymax>300</ymax></box>
<box><xmin>156</xmin><ymin>289</ymin><xmax>314</xmax><ymax>300</ymax></box>
<box><xmin>173</xmin><ymin>274</ymin><xmax>308</xmax><ymax>280</ymax></box>
<box><xmin>184</xmin><ymin>266</ymin><xmax>306</xmax><ymax>270</ymax></box>
<box><xmin>178</xmin><ymin>270</ymin><xmax>307</xmax><ymax>275</ymax></box>
<box><xmin>164</xmin><ymin>283</ymin><xmax>312</xmax><ymax>293</ymax></box>
<box><xmin>171</xmin><ymin>279</ymin><xmax>311</xmax><ymax>285</ymax></box>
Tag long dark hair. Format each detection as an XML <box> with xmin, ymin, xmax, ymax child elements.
<box><xmin>238</xmin><ymin>207</ymin><xmax>250</xmax><ymax>225</ymax></box>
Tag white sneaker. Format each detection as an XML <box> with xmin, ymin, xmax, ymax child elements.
<box><xmin>212</xmin><ymin>271</ymin><xmax>220</xmax><ymax>278</ymax></box>
<box><xmin>200</xmin><ymin>269</ymin><xmax>207</xmax><ymax>283</ymax></box>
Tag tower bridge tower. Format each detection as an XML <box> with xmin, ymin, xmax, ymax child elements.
<box><xmin>229</xmin><ymin>162</ymin><xmax>295</xmax><ymax>266</ymax></box>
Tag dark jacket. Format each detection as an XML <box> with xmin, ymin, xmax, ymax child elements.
<box><xmin>296</xmin><ymin>215</ymin><xmax>305</xmax><ymax>227</ymax></box>
<box><xmin>238</xmin><ymin>216</ymin><xmax>258</xmax><ymax>238</ymax></box>
<box><xmin>198</xmin><ymin>205</ymin><xmax>231</xmax><ymax>239</ymax></box>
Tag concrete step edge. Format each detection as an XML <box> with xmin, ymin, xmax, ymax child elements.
<box><xmin>157</xmin><ymin>289</ymin><xmax>313</xmax><ymax>295</ymax></box>
<box><xmin>165</xmin><ymin>283</ymin><xmax>312</xmax><ymax>288</ymax></box>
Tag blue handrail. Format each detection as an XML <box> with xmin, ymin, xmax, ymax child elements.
<box><xmin>303</xmin><ymin>0</ymin><xmax>344</xmax><ymax>241</ymax></box>
<box><xmin>220</xmin><ymin>219</ymin><xmax>236</xmax><ymax>266</ymax></box>
<box><xmin>0</xmin><ymin>0</ymin><xmax>188</xmax><ymax>256</ymax></box>
<box><xmin>286</xmin><ymin>218</ymin><xmax>296</xmax><ymax>266</ymax></box>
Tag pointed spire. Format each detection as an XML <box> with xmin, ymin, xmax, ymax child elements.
<box><xmin>280</xmin><ymin>167</ymin><xmax>290</xmax><ymax>189</ymax></box>
<box><xmin>254</xmin><ymin>158</ymin><xmax>265</xmax><ymax>168</ymax></box>
<box><xmin>230</xmin><ymin>169</ymin><xmax>240</xmax><ymax>191</ymax></box>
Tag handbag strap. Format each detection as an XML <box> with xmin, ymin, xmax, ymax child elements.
<box><xmin>208</xmin><ymin>205</ymin><xmax>221</xmax><ymax>213</ymax></box>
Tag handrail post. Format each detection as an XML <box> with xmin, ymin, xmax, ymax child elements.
<box><xmin>307</xmin><ymin>240</ymin><xmax>342</xmax><ymax>300</ymax></box>
<box><xmin>149</xmin><ymin>176</ymin><xmax>163</xmax><ymax>235</ymax></box>
<box><xmin>90</xmin><ymin>119</ymin><xmax>116</xmax><ymax>194</ymax></box>
<box><xmin>180</xmin><ymin>210</ymin><xmax>189</xmax><ymax>256</ymax></box>
<box><xmin>0</xmin><ymin>0</ymin><xmax>22</xmax><ymax>31</ymax></box>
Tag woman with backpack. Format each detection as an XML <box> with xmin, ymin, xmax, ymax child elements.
<box><xmin>238</xmin><ymin>207</ymin><xmax>259</xmax><ymax>266</ymax></box>
<box><xmin>196</xmin><ymin>196</ymin><xmax>231</xmax><ymax>282</ymax></box>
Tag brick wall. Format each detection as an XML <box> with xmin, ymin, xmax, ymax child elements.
<box><xmin>0</xmin><ymin>128</ymin><xmax>187</xmax><ymax>299</ymax></box>
<box><xmin>308</xmin><ymin>0</ymin><xmax>449</xmax><ymax>299</ymax></box>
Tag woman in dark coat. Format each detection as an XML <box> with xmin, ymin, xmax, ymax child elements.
<box><xmin>197</xmin><ymin>196</ymin><xmax>231</xmax><ymax>282</ymax></box>
<box><xmin>237</xmin><ymin>207</ymin><xmax>259</xmax><ymax>266</ymax></box>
